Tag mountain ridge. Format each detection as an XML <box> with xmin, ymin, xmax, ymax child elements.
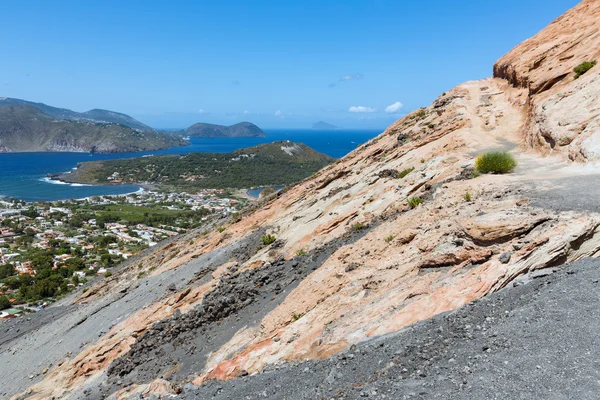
<box><xmin>0</xmin><ymin>104</ymin><xmax>187</xmax><ymax>153</ymax></box>
<box><xmin>0</xmin><ymin>97</ymin><xmax>154</xmax><ymax>132</ymax></box>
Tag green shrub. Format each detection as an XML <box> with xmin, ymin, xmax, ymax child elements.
<box><xmin>261</xmin><ymin>234</ymin><xmax>276</xmax><ymax>245</ymax></box>
<box><xmin>218</xmin><ymin>227</ymin><xmax>226</xmax><ymax>233</ymax></box>
<box><xmin>384</xmin><ymin>235</ymin><xmax>395</xmax><ymax>243</ymax></box>
<box><xmin>464</xmin><ymin>192</ymin><xmax>472</xmax><ymax>202</ymax></box>
<box><xmin>104</xmin><ymin>271</ymin><xmax>112</xmax><ymax>278</ymax></box>
<box><xmin>296</xmin><ymin>249</ymin><xmax>307</xmax><ymax>256</ymax></box>
<box><xmin>474</xmin><ymin>151</ymin><xmax>517</xmax><ymax>174</ymax></box>
<box><xmin>407</xmin><ymin>197</ymin><xmax>423</xmax><ymax>209</ymax></box>
<box><xmin>574</xmin><ymin>61</ymin><xmax>597</xmax><ymax>79</ymax></box>
<box><xmin>397</xmin><ymin>167</ymin><xmax>414</xmax><ymax>179</ymax></box>
<box><xmin>427</xmin><ymin>123</ymin><xmax>436</xmax><ymax>129</ymax></box>
<box><xmin>351</xmin><ymin>222</ymin><xmax>366</xmax><ymax>232</ymax></box>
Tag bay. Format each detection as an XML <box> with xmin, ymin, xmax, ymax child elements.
<box><xmin>0</xmin><ymin>129</ymin><xmax>380</xmax><ymax>202</ymax></box>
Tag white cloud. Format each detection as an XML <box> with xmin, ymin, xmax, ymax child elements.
<box><xmin>340</xmin><ymin>73</ymin><xmax>363</xmax><ymax>81</ymax></box>
<box><xmin>385</xmin><ymin>101</ymin><xmax>404</xmax><ymax>113</ymax></box>
<box><xmin>243</xmin><ymin>110</ymin><xmax>251</xmax><ymax>115</ymax></box>
<box><xmin>198</xmin><ymin>108</ymin><xmax>206</xmax><ymax>114</ymax></box>
<box><xmin>348</xmin><ymin>106</ymin><xmax>376</xmax><ymax>113</ymax></box>
<box><xmin>274</xmin><ymin>110</ymin><xmax>284</xmax><ymax>117</ymax></box>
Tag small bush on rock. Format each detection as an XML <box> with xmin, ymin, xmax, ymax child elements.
<box><xmin>351</xmin><ymin>222</ymin><xmax>366</xmax><ymax>232</ymax></box>
<box><xmin>261</xmin><ymin>234</ymin><xmax>276</xmax><ymax>245</ymax></box>
<box><xmin>574</xmin><ymin>61</ymin><xmax>597</xmax><ymax>79</ymax></box>
<box><xmin>474</xmin><ymin>151</ymin><xmax>517</xmax><ymax>174</ymax></box>
<box><xmin>408</xmin><ymin>197</ymin><xmax>423</xmax><ymax>209</ymax></box>
<box><xmin>397</xmin><ymin>167</ymin><xmax>414</xmax><ymax>179</ymax></box>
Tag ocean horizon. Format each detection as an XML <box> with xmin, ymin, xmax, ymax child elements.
<box><xmin>0</xmin><ymin>128</ymin><xmax>381</xmax><ymax>202</ymax></box>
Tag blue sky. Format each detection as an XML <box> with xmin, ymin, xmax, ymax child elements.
<box><xmin>0</xmin><ymin>0</ymin><xmax>579</xmax><ymax>129</ymax></box>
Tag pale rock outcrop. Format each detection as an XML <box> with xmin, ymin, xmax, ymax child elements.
<box><xmin>495</xmin><ymin>0</ymin><xmax>600</xmax><ymax>160</ymax></box>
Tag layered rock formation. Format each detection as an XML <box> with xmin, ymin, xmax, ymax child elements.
<box><xmin>4</xmin><ymin>1</ymin><xmax>600</xmax><ymax>399</ymax></box>
<box><xmin>494</xmin><ymin>0</ymin><xmax>600</xmax><ymax>160</ymax></box>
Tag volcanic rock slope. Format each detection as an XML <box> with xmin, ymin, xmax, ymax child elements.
<box><xmin>5</xmin><ymin>1</ymin><xmax>600</xmax><ymax>398</ymax></box>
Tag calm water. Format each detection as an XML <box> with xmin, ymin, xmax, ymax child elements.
<box><xmin>0</xmin><ymin>129</ymin><xmax>380</xmax><ymax>202</ymax></box>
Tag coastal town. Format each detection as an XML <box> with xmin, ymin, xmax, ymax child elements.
<box><xmin>0</xmin><ymin>189</ymin><xmax>246</xmax><ymax>318</ymax></box>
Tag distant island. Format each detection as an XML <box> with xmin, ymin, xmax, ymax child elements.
<box><xmin>173</xmin><ymin>121</ymin><xmax>266</xmax><ymax>138</ymax></box>
<box><xmin>0</xmin><ymin>104</ymin><xmax>187</xmax><ymax>153</ymax></box>
<box><xmin>50</xmin><ymin>141</ymin><xmax>335</xmax><ymax>191</ymax></box>
<box><xmin>312</xmin><ymin>121</ymin><xmax>339</xmax><ymax>130</ymax></box>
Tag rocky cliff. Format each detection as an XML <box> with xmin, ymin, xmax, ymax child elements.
<box><xmin>4</xmin><ymin>2</ymin><xmax>600</xmax><ymax>399</ymax></box>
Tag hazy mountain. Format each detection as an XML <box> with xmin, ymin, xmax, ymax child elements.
<box><xmin>312</xmin><ymin>121</ymin><xmax>339</xmax><ymax>130</ymax></box>
<box><xmin>183</xmin><ymin>121</ymin><xmax>266</xmax><ymax>138</ymax></box>
<box><xmin>0</xmin><ymin>97</ymin><xmax>154</xmax><ymax>132</ymax></box>
<box><xmin>0</xmin><ymin>105</ymin><xmax>187</xmax><ymax>153</ymax></box>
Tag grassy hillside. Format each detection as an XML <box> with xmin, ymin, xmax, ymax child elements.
<box><xmin>0</xmin><ymin>105</ymin><xmax>187</xmax><ymax>153</ymax></box>
<box><xmin>55</xmin><ymin>141</ymin><xmax>335</xmax><ymax>190</ymax></box>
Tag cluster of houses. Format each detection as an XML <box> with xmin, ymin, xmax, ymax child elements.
<box><xmin>0</xmin><ymin>189</ymin><xmax>244</xmax><ymax>280</ymax></box>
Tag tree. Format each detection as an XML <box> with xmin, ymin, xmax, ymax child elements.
<box><xmin>21</xmin><ymin>207</ymin><xmax>38</xmax><ymax>219</ymax></box>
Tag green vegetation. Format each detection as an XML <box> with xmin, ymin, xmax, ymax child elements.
<box><xmin>464</xmin><ymin>192</ymin><xmax>472</xmax><ymax>202</ymax></box>
<box><xmin>574</xmin><ymin>61</ymin><xmax>597</xmax><ymax>79</ymax></box>
<box><xmin>351</xmin><ymin>222</ymin><xmax>366</xmax><ymax>232</ymax></box>
<box><xmin>410</xmin><ymin>108</ymin><xmax>427</xmax><ymax>119</ymax></box>
<box><xmin>397</xmin><ymin>167</ymin><xmax>414</xmax><ymax>179</ymax></box>
<box><xmin>218</xmin><ymin>227</ymin><xmax>226</xmax><ymax>233</ymax></box>
<box><xmin>104</xmin><ymin>271</ymin><xmax>112</xmax><ymax>278</ymax></box>
<box><xmin>474</xmin><ymin>151</ymin><xmax>517</xmax><ymax>174</ymax></box>
<box><xmin>57</xmin><ymin>142</ymin><xmax>335</xmax><ymax>191</ymax></box>
<box><xmin>291</xmin><ymin>312</ymin><xmax>302</xmax><ymax>322</ymax></box>
<box><xmin>261</xmin><ymin>234</ymin><xmax>276</xmax><ymax>245</ymax></box>
<box><xmin>295</xmin><ymin>249</ymin><xmax>307</xmax><ymax>256</ymax></box>
<box><xmin>384</xmin><ymin>235</ymin><xmax>395</xmax><ymax>243</ymax></box>
<box><xmin>0</xmin><ymin>295</ymin><xmax>10</xmax><ymax>310</ymax></box>
<box><xmin>408</xmin><ymin>197</ymin><xmax>423</xmax><ymax>209</ymax></box>
<box><xmin>76</xmin><ymin>203</ymin><xmax>210</xmax><ymax>229</ymax></box>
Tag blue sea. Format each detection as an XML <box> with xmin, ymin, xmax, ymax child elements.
<box><xmin>0</xmin><ymin>129</ymin><xmax>381</xmax><ymax>202</ymax></box>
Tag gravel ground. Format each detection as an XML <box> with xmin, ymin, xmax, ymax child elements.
<box><xmin>178</xmin><ymin>258</ymin><xmax>600</xmax><ymax>400</ymax></box>
<box><xmin>524</xmin><ymin>174</ymin><xmax>600</xmax><ymax>213</ymax></box>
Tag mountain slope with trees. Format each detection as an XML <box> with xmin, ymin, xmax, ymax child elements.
<box><xmin>52</xmin><ymin>141</ymin><xmax>335</xmax><ymax>190</ymax></box>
